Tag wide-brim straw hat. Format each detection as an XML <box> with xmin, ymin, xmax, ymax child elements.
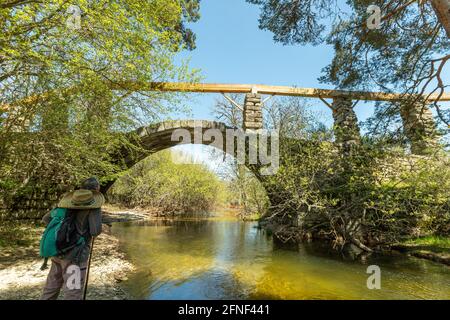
<box><xmin>58</xmin><ymin>189</ymin><xmax>105</xmax><ymax>209</ymax></box>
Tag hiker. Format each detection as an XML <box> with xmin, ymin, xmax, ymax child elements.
<box><xmin>40</xmin><ymin>177</ymin><xmax>104</xmax><ymax>300</ymax></box>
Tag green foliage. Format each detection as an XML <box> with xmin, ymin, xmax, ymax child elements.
<box><xmin>247</xmin><ymin>0</ymin><xmax>450</xmax><ymax>127</ymax></box>
<box><xmin>0</xmin><ymin>220</ymin><xmax>42</xmax><ymax>248</ymax></box>
<box><xmin>403</xmin><ymin>236</ymin><xmax>450</xmax><ymax>249</ymax></box>
<box><xmin>247</xmin><ymin>0</ymin><xmax>448</xmax><ymax>90</ymax></box>
<box><xmin>0</xmin><ymin>0</ymin><xmax>201</xmax><ymax>215</ymax></box>
<box><xmin>246</xmin><ymin>0</ymin><xmax>332</xmax><ymax>45</ymax></box>
<box><xmin>108</xmin><ymin>151</ymin><xmax>227</xmax><ymax>215</ymax></box>
<box><xmin>225</xmin><ymin>164</ymin><xmax>269</xmax><ymax>217</ymax></box>
<box><xmin>263</xmin><ymin>136</ymin><xmax>450</xmax><ymax>247</ymax></box>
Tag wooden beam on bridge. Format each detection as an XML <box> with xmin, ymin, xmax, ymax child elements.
<box><xmin>2</xmin><ymin>82</ymin><xmax>450</xmax><ymax>111</ymax></box>
<box><xmin>109</xmin><ymin>81</ymin><xmax>450</xmax><ymax>102</ymax></box>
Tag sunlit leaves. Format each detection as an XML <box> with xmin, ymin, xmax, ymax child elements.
<box><xmin>0</xmin><ymin>0</ymin><xmax>201</xmax><ymax>214</ymax></box>
<box><xmin>109</xmin><ymin>151</ymin><xmax>225</xmax><ymax>214</ymax></box>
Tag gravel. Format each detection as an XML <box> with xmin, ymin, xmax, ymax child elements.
<box><xmin>0</xmin><ymin>231</ymin><xmax>135</xmax><ymax>300</ymax></box>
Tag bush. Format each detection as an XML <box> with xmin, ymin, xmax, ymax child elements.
<box><xmin>108</xmin><ymin>150</ymin><xmax>226</xmax><ymax>215</ymax></box>
<box><xmin>261</xmin><ymin>137</ymin><xmax>450</xmax><ymax>249</ymax></box>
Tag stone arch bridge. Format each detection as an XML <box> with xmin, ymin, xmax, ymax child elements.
<box><xmin>130</xmin><ymin>119</ymin><xmax>234</xmax><ymax>162</ymax></box>
<box><xmin>107</xmin><ymin>83</ymin><xmax>447</xmax><ymax>156</ymax></box>
<box><xmin>103</xmin><ymin>118</ymin><xmax>275</xmax><ymax>193</ymax></box>
<box><xmin>103</xmin><ymin>83</ymin><xmax>445</xmax><ymax>195</ymax></box>
<box><xmin>2</xmin><ymin>82</ymin><xmax>448</xmax><ymax>216</ymax></box>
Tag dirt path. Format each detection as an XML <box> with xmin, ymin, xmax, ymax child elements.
<box><xmin>0</xmin><ymin>229</ymin><xmax>135</xmax><ymax>300</ymax></box>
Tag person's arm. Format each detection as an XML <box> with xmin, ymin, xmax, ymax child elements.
<box><xmin>41</xmin><ymin>211</ymin><xmax>52</xmax><ymax>226</ymax></box>
<box><xmin>88</xmin><ymin>208</ymin><xmax>102</xmax><ymax>237</ymax></box>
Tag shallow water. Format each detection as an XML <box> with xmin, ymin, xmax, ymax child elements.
<box><xmin>111</xmin><ymin>218</ymin><xmax>450</xmax><ymax>300</ymax></box>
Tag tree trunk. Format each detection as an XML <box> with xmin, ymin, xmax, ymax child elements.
<box><xmin>431</xmin><ymin>0</ymin><xmax>450</xmax><ymax>38</ymax></box>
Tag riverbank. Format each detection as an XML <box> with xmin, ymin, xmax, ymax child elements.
<box><xmin>0</xmin><ymin>219</ymin><xmax>136</xmax><ymax>300</ymax></box>
<box><xmin>1</xmin><ymin>207</ymin><xmax>447</xmax><ymax>300</ymax></box>
<box><xmin>0</xmin><ymin>205</ymin><xmax>244</xmax><ymax>300</ymax></box>
<box><xmin>0</xmin><ymin>206</ymin><xmax>242</xmax><ymax>300</ymax></box>
<box><xmin>259</xmin><ymin>218</ymin><xmax>450</xmax><ymax>266</ymax></box>
<box><xmin>103</xmin><ymin>204</ymin><xmax>246</xmax><ymax>220</ymax></box>
<box><xmin>391</xmin><ymin>236</ymin><xmax>450</xmax><ymax>266</ymax></box>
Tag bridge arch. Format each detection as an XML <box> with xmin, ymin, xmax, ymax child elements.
<box><xmin>135</xmin><ymin>119</ymin><xmax>233</xmax><ymax>155</ymax></box>
<box><xmin>103</xmin><ymin>119</ymin><xmax>264</xmax><ymax>193</ymax></box>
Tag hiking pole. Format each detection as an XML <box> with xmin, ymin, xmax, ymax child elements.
<box><xmin>82</xmin><ymin>237</ymin><xmax>95</xmax><ymax>300</ymax></box>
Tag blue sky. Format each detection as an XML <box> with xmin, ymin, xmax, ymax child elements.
<box><xmin>170</xmin><ymin>0</ymin><xmax>342</xmax><ymax>170</ymax></box>
<box><xmin>169</xmin><ymin>0</ymin><xmax>449</xmax><ymax>171</ymax></box>
<box><xmin>176</xmin><ymin>0</ymin><xmax>337</xmax><ymax>124</ymax></box>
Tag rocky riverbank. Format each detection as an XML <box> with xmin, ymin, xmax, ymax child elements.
<box><xmin>391</xmin><ymin>244</ymin><xmax>450</xmax><ymax>266</ymax></box>
<box><xmin>0</xmin><ymin>210</ymin><xmax>141</xmax><ymax>300</ymax></box>
<box><xmin>0</xmin><ymin>231</ymin><xmax>135</xmax><ymax>300</ymax></box>
<box><xmin>259</xmin><ymin>218</ymin><xmax>450</xmax><ymax>266</ymax></box>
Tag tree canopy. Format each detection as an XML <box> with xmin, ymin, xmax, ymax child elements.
<box><xmin>0</xmin><ymin>0</ymin><xmax>201</xmax><ymax>214</ymax></box>
<box><xmin>247</xmin><ymin>0</ymin><xmax>450</xmax><ymax>127</ymax></box>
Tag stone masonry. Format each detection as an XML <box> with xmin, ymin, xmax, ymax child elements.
<box><xmin>400</xmin><ymin>101</ymin><xmax>438</xmax><ymax>155</ymax></box>
<box><xmin>331</xmin><ymin>97</ymin><xmax>361</xmax><ymax>152</ymax></box>
<box><xmin>243</xmin><ymin>93</ymin><xmax>263</xmax><ymax>131</ymax></box>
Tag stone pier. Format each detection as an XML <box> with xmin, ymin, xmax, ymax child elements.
<box><xmin>400</xmin><ymin>101</ymin><xmax>438</xmax><ymax>155</ymax></box>
<box><xmin>331</xmin><ymin>97</ymin><xmax>361</xmax><ymax>153</ymax></box>
<box><xmin>243</xmin><ymin>93</ymin><xmax>263</xmax><ymax>131</ymax></box>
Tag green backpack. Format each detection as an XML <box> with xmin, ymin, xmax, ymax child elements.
<box><xmin>39</xmin><ymin>207</ymin><xmax>86</xmax><ymax>269</ymax></box>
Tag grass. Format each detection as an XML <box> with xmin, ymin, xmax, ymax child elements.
<box><xmin>0</xmin><ymin>220</ymin><xmax>43</xmax><ymax>248</ymax></box>
<box><xmin>241</xmin><ymin>213</ymin><xmax>262</xmax><ymax>221</ymax></box>
<box><xmin>403</xmin><ymin>236</ymin><xmax>450</xmax><ymax>249</ymax></box>
<box><xmin>0</xmin><ymin>220</ymin><xmax>44</xmax><ymax>266</ymax></box>
<box><xmin>394</xmin><ymin>236</ymin><xmax>450</xmax><ymax>265</ymax></box>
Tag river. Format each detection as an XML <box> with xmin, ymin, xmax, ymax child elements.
<box><xmin>111</xmin><ymin>217</ymin><xmax>450</xmax><ymax>300</ymax></box>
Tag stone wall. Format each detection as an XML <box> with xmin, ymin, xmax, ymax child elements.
<box><xmin>0</xmin><ymin>183</ymin><xmax>68</xmax><ymax>220</ymax></box>
<box><xmin>331</xmin><ymin>97</ymin><xmax>361</xmax><ymax>153</ymax></box>
<box><xmin>243</xmin><ymin>93</ymin><xmax>263</xmax><ymax>131</ymax></box>
<box><xmin>400</xmin><ymin>102</ymin><xmax>438</xmax><ymax>155</ymax></box>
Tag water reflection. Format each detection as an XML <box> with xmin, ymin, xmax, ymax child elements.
<box><xmin>112</xmin><ymin>219</ymin><xmax>450</xmax><ymax>300</ymax></box>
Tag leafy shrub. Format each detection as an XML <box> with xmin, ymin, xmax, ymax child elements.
<box><xmin>108</xmin><ymin>150</ymin><xmax>226</xmax><ymax>215</ymax></box>
<box><xmin>262</xmin><ymin>137</ymin><xmax>450</xmax><ymax>248</ymax></box>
